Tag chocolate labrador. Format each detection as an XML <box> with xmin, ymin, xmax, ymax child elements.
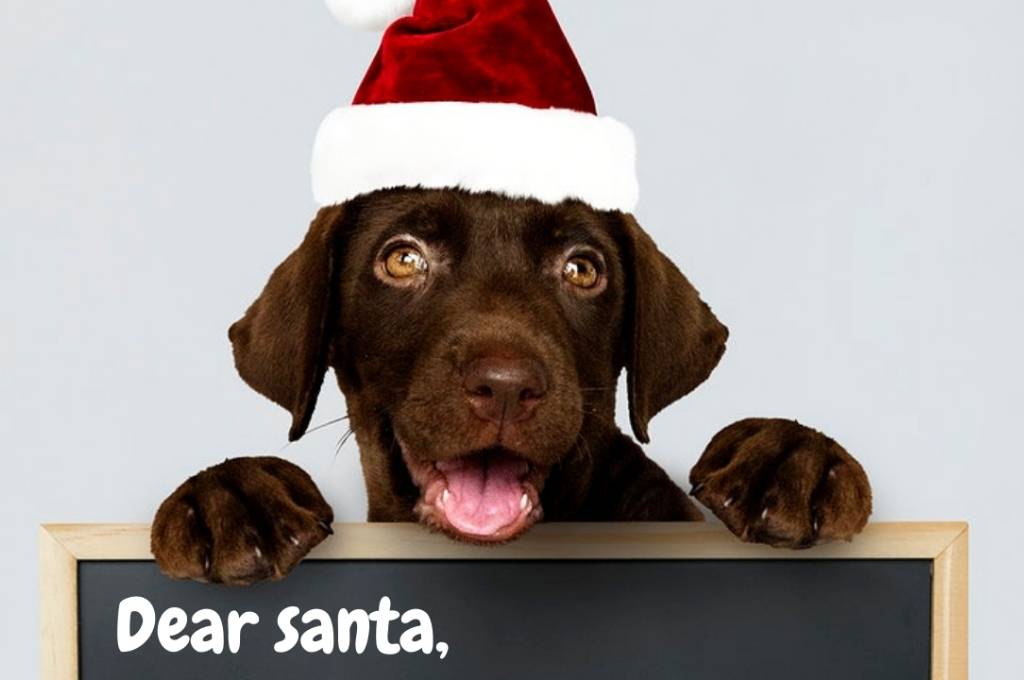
<box><xmin>151</xmin><ymin>188</ymin><xmax>871</xmax><ymax>585</ymax></box>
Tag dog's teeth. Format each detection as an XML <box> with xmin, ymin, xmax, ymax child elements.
<box><xmin>290</xmin><ymin>535</ymin><xmax>300</xmax><ymax>547</ymax></box>
<box><xmin>723</xmin><ymin>497</ymin><xmax>734</xmax><ymax>508</ymax></box>
<box><xmin>441</xmin><ymin>489</ymin><xmax>450</xmax><ymax>504</ymax></box>
<box><xmin>761</xmin><ymin>507</ymin><xmax>769</xmax><ymax>520</ymax></box>
<box><xmin>520</xmin><ymin>493</ymin><xmax>529</xmax><ymax>511</ymax></box>
<box><xmin>254</xmin><ymin>546</ymin><xmax>262</xmax><ymax>560</ymax></box>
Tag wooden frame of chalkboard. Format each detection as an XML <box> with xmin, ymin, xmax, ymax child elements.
<box><xmin>39</xmin><ymin>521</ymin><xmax>967</xmax><ymax>680</ymax></box>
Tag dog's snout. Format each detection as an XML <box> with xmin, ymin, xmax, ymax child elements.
<box><xmin>462</xmin><ymin>356</ymin><xmax>548</xmax><ymax>424</ymax></box>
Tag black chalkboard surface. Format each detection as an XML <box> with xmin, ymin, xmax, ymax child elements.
<box><xmin>79</xmin><ymin>559</ymin><xmax>930</xmax><ymax>680</ymax></box>
<box><xmin>39</xmin><ymin>523</ymin><xmax>969</xmax><ymax>680</ymax></box>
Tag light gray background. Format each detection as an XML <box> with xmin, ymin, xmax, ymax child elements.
<box><xmin>3</xmin><ymin>1</ymin><xmax>1021</xmax><ymax>676</ymax></box>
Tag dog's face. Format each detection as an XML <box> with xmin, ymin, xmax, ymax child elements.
<box><xmin>229</xmin><ymin>189</ymin><xmax>726</xmax><ymax>543</ymax></box>
<box><xmin>336</xmin><ymin>191</ymin><xmax>626</xmax><ymax>540</ymax></box>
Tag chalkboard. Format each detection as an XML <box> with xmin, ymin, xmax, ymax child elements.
<box><xmin>39</xmin><ymin>523</ymin><xmax>969</xmax><ymax>680</ymax></box>
<box><xmin>78</xmin><ymin>559</ymin><xmax>930</xmax><ymax>680</ymax></box>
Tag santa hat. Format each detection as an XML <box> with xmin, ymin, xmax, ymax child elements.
<box><xmin>313</xmin><ymin>0</ymin><xmax>638</xmax><ymax>213</ymax></box>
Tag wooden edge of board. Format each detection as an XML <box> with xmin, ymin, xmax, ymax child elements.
<box><xmin>41</xmin><ymin>520</ymin><xmax>968</xmax><ymax>560</ymax></box>
<box><xmin>39</xmin><ymin>526</ymin><xmax>78</xmax><ymax>680</ymax></box>
<box><xmin>931</xmin><ymin>524</ymin><xmax>969</xmax><ymax>680</ymax></box>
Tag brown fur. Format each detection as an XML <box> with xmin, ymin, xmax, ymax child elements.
<box><xmin>152</xmin><ymin>189</ymin><xmax>871</xmax><ymax>584</ymax></box>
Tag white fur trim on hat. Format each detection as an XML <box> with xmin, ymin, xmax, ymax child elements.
<box><xmin>311</xmin><ymin>102</ymin><xmax>639</xmax><ymax>213</ymax></box>
<box><xmin>325</xmin><ymin>0</ymin><xmax>415</xmax><ymax>31</ymax></box>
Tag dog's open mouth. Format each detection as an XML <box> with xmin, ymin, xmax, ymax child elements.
<box><xmin>402</xmin><ymin>447</ymin><xmax>546</xmax><ymax>543</ymax></box>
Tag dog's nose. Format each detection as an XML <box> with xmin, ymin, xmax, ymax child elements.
<box><xmin>463</xmin><ymin>356</ymin><xmax>548</xmax><ymax>424</ymax></box>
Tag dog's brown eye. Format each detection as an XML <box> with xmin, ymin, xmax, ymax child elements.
<box><xmin>562</xmin><ymin>256</ymin><xmax>600</xmax><ymax>289</ymax></box>
<box><xmin>384</xmin><ymin>246</ymin><xmax>428</xmax><ymax>279</ymax></box>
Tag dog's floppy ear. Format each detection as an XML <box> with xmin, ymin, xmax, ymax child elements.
<box><xmin>228</xmin><ymin>205</ymin><xmax>349</xmax><ymax>442</ymax></box>
<box><xmin>619</xmin><ymin>214</ymin><xmax>728</xmax><ymax>443</ymax></box>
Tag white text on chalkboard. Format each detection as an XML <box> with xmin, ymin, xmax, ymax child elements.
<box><xmin>116</xmin><ymin>596</ymin><xmax>450</xmax><ymax>659</ymax></box>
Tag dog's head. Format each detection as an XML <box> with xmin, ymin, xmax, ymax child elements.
<box><xmin>229</xmin><ymin>189</ymin><xmax>726</xmax><ymax>542</ymax></box>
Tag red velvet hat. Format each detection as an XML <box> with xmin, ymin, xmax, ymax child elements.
<box><xmin>314</xmin><ymin>0</ymin><xmax>639</xmax><ymax>212</ymax></box>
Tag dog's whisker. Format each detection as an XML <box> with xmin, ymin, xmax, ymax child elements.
<box><xmin>334</xmin><ymin>428</ymin><xmax>357</xmax><ymax>461</ymax></box>
<box><xmin>304</xmin><ymin>415</ymin><xmax>351</xmax><ymax>436</ymax></box>
<box><xmin>573</xmin><ymin>431</ymin><xmax>594</xmax><ymax>465</ymax></box>
<box><xmin>581</xmin><ymin>410</ymin><xmax>614</xmax><ymax>418</ymax></box>
<box><xmin>579</xmin><ymin>407</ymin><xmax>619</xmax><ymax>430</ymax></box>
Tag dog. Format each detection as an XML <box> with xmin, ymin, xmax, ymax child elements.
<box><xmin>151</xmin><ymin>188</ymin><xmax>872</xmax><ymax>585</ymax></box>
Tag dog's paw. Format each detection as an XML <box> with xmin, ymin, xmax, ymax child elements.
<box><xmin>690</xmin><ymin>419</ymin><xmax>871</xmax><ymax>549</ymax></box>
<box><xmin>151</xmin><ymin>456</ymin><xmax>334</xmax><ymax>585</ymax></box>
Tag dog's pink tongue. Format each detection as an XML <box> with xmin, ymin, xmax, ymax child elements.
<box><xmin>438</xmin><ymin>454</ymin><xmax>528</xmax><ymax>537</ymax></box>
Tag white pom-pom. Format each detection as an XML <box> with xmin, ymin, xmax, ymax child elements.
<box><xmin>325</xmin><ymin>0</ymin><xmax>415</xmax><ymax>31</ymax></box>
